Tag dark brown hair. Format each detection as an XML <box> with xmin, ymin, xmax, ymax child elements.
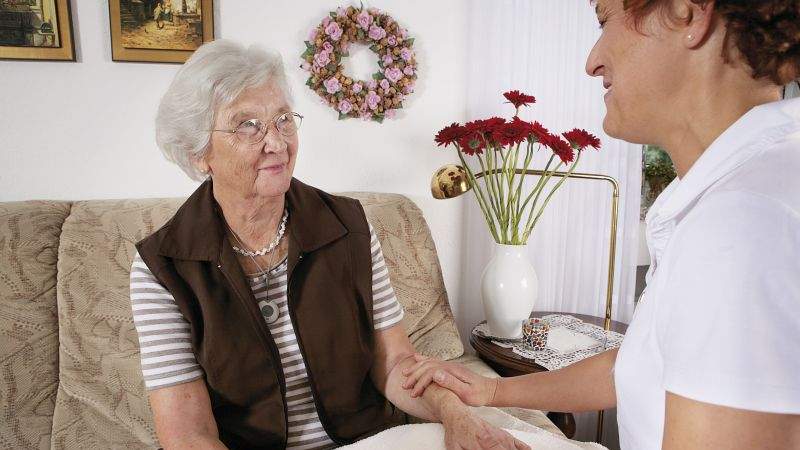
<box><xmin>623</xmin><ymin>0</ymin><xmax>800</xmax><ymax>85</ymax></box>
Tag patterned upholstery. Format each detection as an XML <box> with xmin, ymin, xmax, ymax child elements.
<box><xmin>0</xmin><ymin>193</ymin><xmax>556</xmax><ymax>449</ymax></box>
<box><xmin>0</xmin><ymin>201</ymin><xmax>70</xmax><ymax>450</ymax></box>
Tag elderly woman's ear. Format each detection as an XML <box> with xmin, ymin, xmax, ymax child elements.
<box><xmin>193</xmin><ymin>157</ymin><xmax>211</xmax><ymax>176</ymax></box>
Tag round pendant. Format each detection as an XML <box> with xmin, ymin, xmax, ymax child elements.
<box><xmin>260</xmin><ymin>300</ymin><xmax>280</xmax><ymax>324</ymax></box>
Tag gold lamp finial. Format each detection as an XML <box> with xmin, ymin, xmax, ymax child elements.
<box><xmin>431</xmin><ymin>164</ymin><xmax>471</xmax><ymax>199</ymax></box>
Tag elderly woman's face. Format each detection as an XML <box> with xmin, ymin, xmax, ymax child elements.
<box><xmin>204</xmin><ymin>80</ymin><xmax>298</xmax><ymax>198</ymax></box>
<box><xmin>585</xmin><ymin>0</ymin><xmax>691</xmax><ymax>145</ymax></box>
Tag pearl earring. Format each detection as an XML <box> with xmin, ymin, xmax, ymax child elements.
<box><xmin>687</xmin><ymin>34</ymin><xmax>694</xmax><ymax>41</ymax></box>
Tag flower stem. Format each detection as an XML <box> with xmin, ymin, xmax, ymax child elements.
<box><xmin>518</xmin><ymin>152</ymin><xmax>555</xmax><ymax>215</ymax></box>
<box><xmin>523</xmin><ymin>150</ymin><xmax>582</xmax><ymax>241</ymax></box>
<box><xmin>478</xmin><ymin>152</ymin><xmax>502</xmax><ymax>226</ymax></box>
<box><xmin>457</xmin><ymin>149</ymin><xmax>499</xmax><ymax>241</ymax></box>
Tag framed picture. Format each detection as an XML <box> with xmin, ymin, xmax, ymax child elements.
<box><xmin>108</xmin><ymin>0</ymin><xmax>214</xmax><ymax>63</ymax></box>
<box><xmin>0</xmin><ymin>0</ymin><xmax>75</xmax><ymax>61</ymax></box>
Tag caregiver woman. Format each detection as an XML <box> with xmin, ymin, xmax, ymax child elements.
<box><xmin>403</xmin><ymin>1</ymin><xmax>800</xmax><ymax>449</ymax></box>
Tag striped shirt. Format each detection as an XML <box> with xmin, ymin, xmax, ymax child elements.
<box><xmin>129</xmin><ymin>223</ymin><xmax>404</xmax><ymax>449</ymax></box>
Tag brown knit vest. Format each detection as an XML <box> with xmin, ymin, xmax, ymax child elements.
<box><xmin>136</xmin><ymin>178</ymin><xmax>406</xmax><ymax>449</ymax></box>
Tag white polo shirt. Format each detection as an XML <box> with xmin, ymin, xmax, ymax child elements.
<box><xmin>615</xmin><ymin>98</ymin><xmax>800</xmax><ymax>450</ymax></box>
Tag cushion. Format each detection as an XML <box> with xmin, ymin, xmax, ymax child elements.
<box><xmin>0</xmin><ymin>201</ymin><xmax>71</xmax><ymax>449</ymax></box>
<box><xmin>346</xmin><ymin>192</ymin><xmax>464</xmax><ymax>360</ymax></box>
<box><xmin>51</xmin><ymin>199</ymin><xmax>177</xmax><ymax>448</ymax></box>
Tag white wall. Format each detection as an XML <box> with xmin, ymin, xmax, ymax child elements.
<box><xmin>0</xmin><ymin>0</ymin><xmax>470</xmax><ymax>331</ymax></box>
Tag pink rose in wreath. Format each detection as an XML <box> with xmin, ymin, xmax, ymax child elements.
<box><xmin>380</xmin><ymin>79</ymin><xmax>390</xmax><ymax>91</ymax></box>
<box><xmin>352</xmin><ymin>82</ymin><xmax>363</xmax><ymax>93</ymax></box>
<box><xmin>400</xmin><ymin>47</ymin><xmax>412</xmax><ymax>62</ymax></box>
<box><xmin>382</xmin><ymin>54</ymin><xmax>393</xmax><ymax>66</ymax></box>
<box><xmin>338</xmin><ymin>99</ymin><xmax>353</xmax><ymax>114</ymax></box>
<box><xmin>388</xmin><ymin>35</ymin><xmax>397</xmax><ymax>46</ymax></box>
<box><xmin>366</xmin><ymin>91</ymin><xmax>381</xmax><ymax>110</ymax></box>
<box><xmin>326</xmin><ymin>21</ymin><xmax>343</xmax><ymax>41</ymax></box>
<box><xmin>367</xmin><ymin>79</ymin><xmax>378</xmax><ymax>90</ymax></box>
<box><xmin>322</xmin><ymin>41</ymin><xmax>334</xmax><ymax>53</ymax></box>
<box><xmin>313</xmin><ymin>50</ymin><xmax>331</xmax><ymax>68</ymax></box>
<box><xmin>403</xmin><ymin>66</ymin><xmax>415</xmax><ymax>76</ymax></box>
<box><xmin>368</xmin><ymin>25</ymin><xmax>386</xmax><ymax>40</ymax></box>
<box><xmin>324</xmin><ymin>77</ymin><xmax>341</xmax><ymax>94</ymax></box>
<box><xmin>384</xmin><ymin>67</ymin><xmax>403</xmax><ymax>83</ymax></box>
<box><xmin>356</xmin><ymin>10</ymin><xmax>372</xmax><ymax>30</ymax></box>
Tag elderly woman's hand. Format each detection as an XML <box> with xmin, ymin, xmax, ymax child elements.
<box><xmin>439</xmin><ymin>397</ymin><xmax>530</xmax><ymax>450</ymax></box>
<box><xmin>402</xmin><ymin>353</ymin><xmax>498</xmax><ymax>407</ymax></box>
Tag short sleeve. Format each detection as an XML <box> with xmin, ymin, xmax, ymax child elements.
<box><xmin>657</xmin><ymin>191</ymin><xmax>800</xmax><ymax>413</ymax></box>
<box><xmin>130</xmin><ymin>252</ymin><xmax>204</xmax><ymax>390</ymax></box>
<box><xmin>368</xmin><ymin>222</ymin><xmax>405</xmax><ymax>330</ymax></box>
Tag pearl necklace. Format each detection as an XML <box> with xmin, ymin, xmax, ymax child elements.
<box><xmin>230</xmin><ymin>209</ymin><xmax>288</xmax><ymax>257</ymax></box>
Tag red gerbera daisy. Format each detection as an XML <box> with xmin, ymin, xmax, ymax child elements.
<box><xmin>457</xmin><ymin>130</ymin><xmax>488</xmax><ymax>155</ymax></box>
<box><xmin>543</xmin><ymin>133</ymin><xmax>575</xmax><ymax>164</ymax></box>
<box><xmin>465</xmin><ymin>117</ymin><xmax>505</xmax><ymax>134</ymax></box>
<box><xmin>562</xmin><ymin>128</ymin><xmax>601</xmax><ymax>150</ymax></box>
<box><xmin>503</xmin><ymin>90</ymin><xmax>536</xmax><ymax>110</ymax></box>
<box><xmin>435</xmin><ymin>122</ymin><xmax>467</xmax><ymax>147</ymax></box>
<box><xmin>492</xmin><ymin>117</ymin><xmax>534</xmax><ymax>147</ymax></box>
<box><xmin>528</xmin><ymin>121</ymin><xmax>550</xmax><ymax>143</ymax></box>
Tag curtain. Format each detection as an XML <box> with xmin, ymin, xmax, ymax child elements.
<box><xmin>453</xmin><ymin>0</ymin><xmax>643</xmax><ymax>343</ymax></box>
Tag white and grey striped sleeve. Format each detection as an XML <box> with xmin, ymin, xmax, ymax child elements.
<box><xmin>368</xmin><ymin>222</ymin><xmax>404</xmax><ymax>330</ymax></box>
<box><xmin>129</xmin><ymin>251</ymin><xmax>204</xmax><ymax>390</ymax></box>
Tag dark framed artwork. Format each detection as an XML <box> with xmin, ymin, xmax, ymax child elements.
<box><xmin>0</xmin><ymin>0</ymin><xmax>75</xmax><ymax>61</ymax></box>
<box><xmin>108</xmin><ymin>0</ymin><xmax>214</xmax><ymax>63</ymax></box>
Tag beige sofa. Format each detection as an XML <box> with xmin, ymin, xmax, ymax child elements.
<box><xmin>0</xmin><ymin>192</ymin><xmax>565</xmax><ymax>449</ymax></box>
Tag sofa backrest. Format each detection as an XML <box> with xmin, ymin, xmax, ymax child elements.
<box><xmin>0</xmin><ymin>201</ymin><xmax>69</xmax><ymax>450</ymax></box>
<box><xmin>0</xmin><ymin>192</ymin><xmax>462</xmax><ymax>449</ymax></box>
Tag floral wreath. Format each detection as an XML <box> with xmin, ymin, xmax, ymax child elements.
<box><xmin>301</xmin><ymin>5</ymin><xmax>418</xmax><ymax>123</ymax></box>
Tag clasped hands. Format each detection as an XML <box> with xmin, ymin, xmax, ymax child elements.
<box><xmin>401</xmin><ymin>354</ymin><xmax>529</xmax><ymax>450</ymax></box>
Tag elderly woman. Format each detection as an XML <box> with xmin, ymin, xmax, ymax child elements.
<box><xmin>129</xmin><ymin>40</ymin><xmax>529</xmax><ymax>450</ymax></box>
<box><xmin>404</xmin><ymin>1</ymin><xmax>800</xmax><ymax>449</ymax></box>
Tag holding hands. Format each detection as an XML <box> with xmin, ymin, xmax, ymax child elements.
<box><xmin>402</xmin><ymin>353</ymin><xmax>497</xmax><ymax>406</ymax></box>
<box><xmin>402</xmin><ymin>354</ymin><xmax>528</xmax><ymax>450</ymax></box>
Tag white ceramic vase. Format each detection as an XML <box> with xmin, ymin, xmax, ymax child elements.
<box><xmin>480</xmin><ymin>243</ymin><xmax>538</xmax><ymax>339</ymax></box>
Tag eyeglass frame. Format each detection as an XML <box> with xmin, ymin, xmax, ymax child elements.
<box><xmin>210</xmin><ymin>111</ymin><xmax>304</xmax><ymax>143</ymax></box>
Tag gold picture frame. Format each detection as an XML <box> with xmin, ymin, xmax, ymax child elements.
<box><xmin>0</xmin><ymin>0</ymin><xmax>76</xmax><ymax>61</ymax></box>
<box><xmin>109</xmin><ymin>0</ymin><xmax>214</xmax><ymax>63</ymax></box>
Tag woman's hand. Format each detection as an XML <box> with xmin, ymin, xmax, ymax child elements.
<box><xmin>401</xmin><ymin>353</ymin><xmax>498</xmax><ymax>407</ymax></box>
<box><xmin>439</xmin><ymin>400</ymin><xmax>530</xmax><ymax>450</ymax></box>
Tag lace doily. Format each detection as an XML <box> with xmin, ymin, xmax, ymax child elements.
<box><xmin>472</xmin><ymin>314</ymin><xmax>624</xmax><ymax>371</ymax></box>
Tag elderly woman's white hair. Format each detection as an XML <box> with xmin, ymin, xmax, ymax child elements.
<box><xmin>155</xmin><ymin>39</ymin><xmax>293</xmax><ymax>181</ymax></box>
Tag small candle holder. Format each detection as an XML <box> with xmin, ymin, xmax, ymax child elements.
<box><xmin>522</xmin><ymin>318</ymin><xmax>550</xmax><ymax>351</ymax></box>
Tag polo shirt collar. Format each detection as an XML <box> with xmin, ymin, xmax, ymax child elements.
<box><xmin>654</xmin><ymin>98</ymin><xmax>800</xmax><ymax>223</ymax></box>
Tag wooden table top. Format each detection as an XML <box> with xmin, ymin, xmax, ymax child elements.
<box><xmin>469</xmin><ymin>311</ymin><xmax>629</xmax><ymax>376</ymax></box>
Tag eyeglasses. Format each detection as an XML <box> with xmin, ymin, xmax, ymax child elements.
<box><xmin>211</xmin><ymin>112</ymin><xmax>304</xmax><ymax>144</ymax></box>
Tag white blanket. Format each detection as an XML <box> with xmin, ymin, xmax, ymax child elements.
<box><xmin>341</xmin><ymin>423</ymin><xmax>608</xmax><ymax>450</ymax></box>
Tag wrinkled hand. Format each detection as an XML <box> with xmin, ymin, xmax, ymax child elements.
<box><xmin>402</xmin><ymin>353</ymin><xmax>498</xmax><ymax>407</ymax></box>
<box><xmin>441</xmin><ymin>405</ymin><xmax>531</xmax><ymax>450</ymax></box>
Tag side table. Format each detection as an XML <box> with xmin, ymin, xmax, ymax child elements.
<box><xmin>469</xmin><ymin>311</ymin><xmax>629</xmax><ymax>439</ymax></box>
